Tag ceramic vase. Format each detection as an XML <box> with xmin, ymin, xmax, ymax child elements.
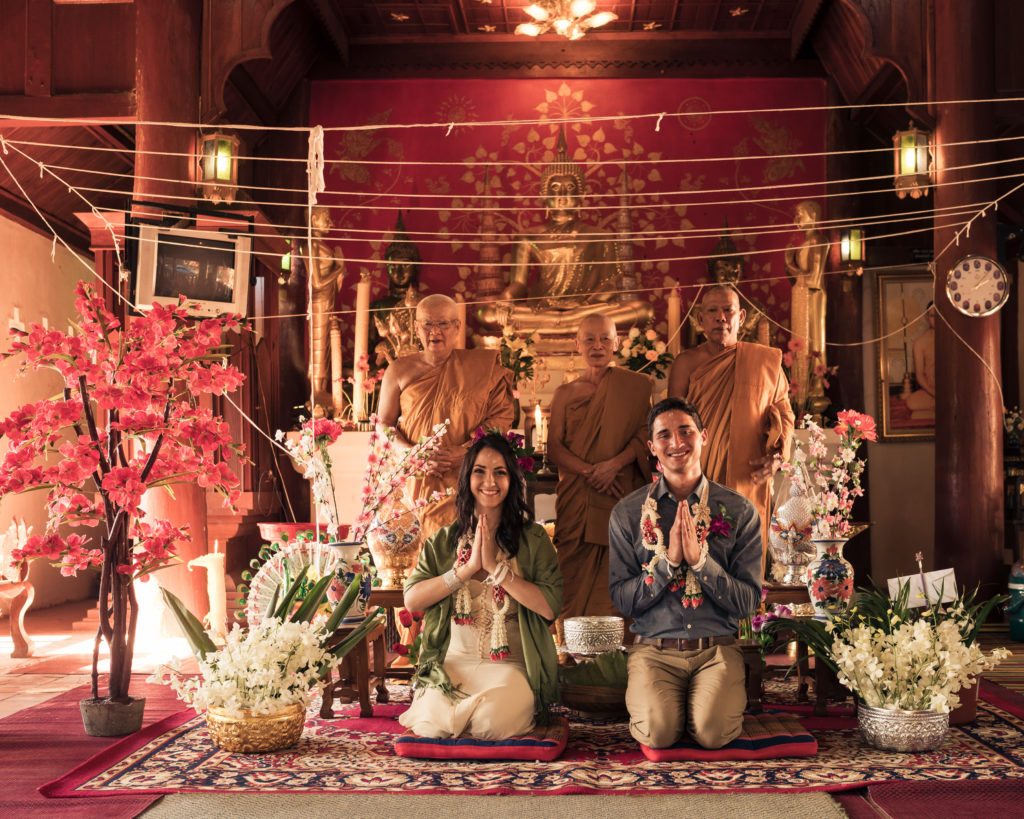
<box><xmin>805</xmin><ymin>538</ymin><xmax>854</xmax><ymax>620</ymax></box>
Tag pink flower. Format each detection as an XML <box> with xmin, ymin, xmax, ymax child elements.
<box><xmin>787</xmin><ymin>337</ymin><xmax>805</xmax><ymax>353</ymax></box>
<box><xmin>782</xmin><ymin>351</ymin><xmax>794</xmax><ymax>368</ymax></box>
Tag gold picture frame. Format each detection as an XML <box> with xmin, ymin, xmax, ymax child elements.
<box><xmin>875</xmin><ymin>270</ymin><xmax>936</xmax><ymax>441</ymax></box>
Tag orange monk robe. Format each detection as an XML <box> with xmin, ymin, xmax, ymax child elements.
<box><xmin>685</xmin><ymin>341</ymin><xmax>794</xmax><ymax>566</ymax></box>
<box><xmin>399</xmin><ymin>349</ymin><xmax>514</xmax><ymax>537</ymax></box>
<box><xmin>555</xmin><ymin>367</ymin><xmax>653</xmax><ymax>618</ymax></box>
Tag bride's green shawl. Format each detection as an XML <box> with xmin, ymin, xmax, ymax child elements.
<box><xmin>404</xmin><ymin>521</ymin><xmax>563</xmax><ymax>722</ymax></box>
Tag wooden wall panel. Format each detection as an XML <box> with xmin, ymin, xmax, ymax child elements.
<box><xmin>0</xmin><ymin>1</ymin><xmax>29</xmax><ymax>94</ymax></box>
<box><xmin>51</xmin><ymin>1</ymin><xmax>135</xmax><ymax>93</ymax></box>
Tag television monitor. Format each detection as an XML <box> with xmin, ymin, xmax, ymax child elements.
<box><xmin>134</xmin><ymin>225</ymin><xmax>252</xmax><ymax>318</ymax></box>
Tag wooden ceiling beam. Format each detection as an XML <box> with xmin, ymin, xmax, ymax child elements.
<box><xmin>84</xmin><ymin>125</ymin><xmax>136</xmax><ymax>171</ymax></box>
<box><xmin>304</xmin><ymin>0</ymin><xmax>350</xmax><ymax>65</ymax></box>
<box><xmin>0</xmin><ymin>92</ymin><xmax>137</xmax><ymax>126</ymax></box>
<box><xmin>229</xmin><ymin>64</ymin><xmax>280</xmax><ymax>126</ymax></box>
<box><xmin>791</xmin><ymin>0</ymin><xmax>824</xmax><ymax>60</ymax></box>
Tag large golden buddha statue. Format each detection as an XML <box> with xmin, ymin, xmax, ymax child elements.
<box><xmin>372</xmin><ymin>213</ymin><xmax>422</xmax><ymax>364</ymax></box>
<box><xmin>477</xmin><ymin>132</ymin><xmax>652</xmax><ymax>334</ymax></box>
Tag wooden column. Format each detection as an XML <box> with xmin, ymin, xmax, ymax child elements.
<box><xmin>933</xmin><ymin>0</ymin><xmax>1004</xmax><ymax>592</ymax></box>
<box><xmin>134</xmin><ymin>0</ymin><xmax>210</xmax><ymax>619</ymax></box>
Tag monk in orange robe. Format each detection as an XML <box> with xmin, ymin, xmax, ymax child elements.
<box><xmin>379</xmin><ymin>294</ymin><xmax>514</xmax><ymax>537</ymax></box>
<box><xmin>668</xmin><ymin>286</ymin><xmax>794</xmax><ymax>566</ymax></box>
<box><xmin>549</xmin><ymin>314</ymin><xmax>653</xmax><ymax>620</ymax></box>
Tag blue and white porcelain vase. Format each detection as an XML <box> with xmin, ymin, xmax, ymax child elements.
<box><xmin>805</xmin><ymin>538</ymin><xmax>854</xmax><ymax>620</ymax></box>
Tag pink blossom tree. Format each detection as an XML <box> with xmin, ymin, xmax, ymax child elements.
<box><xmin>0</xmin><ymin>282</ymin><xmax>245</xmax><ymax>704</ymax></box>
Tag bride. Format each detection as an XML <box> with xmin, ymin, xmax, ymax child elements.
<box><xmin>400</xmin><ymin>432</ymin><xmax>562</xmax><ymax>739</ymax></box>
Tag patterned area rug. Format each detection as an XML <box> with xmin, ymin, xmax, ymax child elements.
<box><xmin>42</xmin><ymin>682</ymin><xmax>1024</xmax><ymax>798</ymax></box>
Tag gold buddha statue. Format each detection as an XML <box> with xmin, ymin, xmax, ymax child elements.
<box><xmin>307</xmin><ymin>205</ymin><xmax>344</xmax><ymax>409</ymax></box>
<box><xmin>688</xmin><ymin>224</ymin><xmax>769</xmax><ymax>345</ymax></box>
<box><xmin>783</xmin><ymin>200</ymin><xmax>829</xmax><ymax>414</ymax></box>
<box><xmin>372</xmin><ymin>213</ymin><xmax>422</xmax><ymax>364</ymax></box>
<box><xmin>477</xmin><ymin>131</ymin><xmax>652</xmax><ymax>334</ymax></box>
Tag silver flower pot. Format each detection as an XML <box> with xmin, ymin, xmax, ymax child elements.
<box><xmin>858</xmin><ymin>703</ymin><xmax>949</xmax><ymax>752</ymax></box>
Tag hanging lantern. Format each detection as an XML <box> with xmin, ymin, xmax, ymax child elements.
<box><xmin>197</xmin><ymin>131</ymin><xmax>240</xmax><ymax>204</ymax></box>
<box><xmin>839</xmin><ymin>227</ymin><xmax>865</xmax><ymax>270</ymax></box>
<box><xmin>893</xmin><ymin>124</ymin><xmax>932</xmax><ymax>199</ymax></box>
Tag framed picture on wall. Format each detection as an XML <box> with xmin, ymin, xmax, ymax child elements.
<box><xmin>875</xmin><ymin>270</ymin><xmax>936</xmax><ymax>441</ymax></box>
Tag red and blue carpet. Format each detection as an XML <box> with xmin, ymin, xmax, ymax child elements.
<box><xmin>41</xmin><ymin>681</ymin><xmax>1024</xmax><ymax>798</ymax></box>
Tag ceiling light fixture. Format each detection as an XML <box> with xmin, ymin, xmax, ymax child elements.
<box><xmin>515</xmin><ymin>0</ymin><xmax>617</xmax><ymax>40</ymax></box>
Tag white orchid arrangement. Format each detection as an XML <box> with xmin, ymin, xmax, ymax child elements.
<box><xmin>154</xmin><ymin>617</ymin><xmax>340</xmax><ymax>717</ymax></box>
<box><xmin>617</xmin><ymin>326</ymin><xmax>672</xmax><ymax>379</ymax></box>
<box><xmin>827</xmin><ymin>616</ymin><xmax>1008</xmax><ymax>713</ymax></box>
<box><xmin>782</xmin><ymin>410</ymin><xmax>876</xmax><ymax>539</ymax></box>
<box><xmin>770</xmin><ymin>579</ymin><xmax>1011</xmax><ymax>714</ymax></box>
<box><xmin>1004</xmin><ymin>407</ymin><xmax>1024</xmax><ymax>439</ymax></box>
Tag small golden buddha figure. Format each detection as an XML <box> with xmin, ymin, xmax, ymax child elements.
<box><xmin>783</xmin><ymin>200</ymin><xmax>829</xmax><ymax>413</ymax></box>
<box><xmin>477</xmin><ymin>131</ymin><xmax>652</xmax><ymax>334</ymax></box>
<box><xmin>372</xmin><ymin>213</ymin><xmax>422</xmax><ymax>364</ymax></box>
<box><xmin>307</xmin><ymin>205</ymin><xmax>344</xmax><ymax>409</ymax></box>
<box><xmin>688</xmin><ymin>225</ymin><xmax>769</xmax><ymax>345</ymax></box>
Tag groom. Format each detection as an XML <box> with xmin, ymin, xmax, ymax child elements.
<box><xmin>608</xmin><ymin>397</ymin><xmax>762</xmax><ymax>749</ymax></box>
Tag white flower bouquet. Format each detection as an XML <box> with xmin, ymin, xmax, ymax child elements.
<box><xmin>157</xmin><ymin>617</ymin><xmax>340</xmax><ymax>717</ymax></box>
<box><xmin>769</xmin><ymin>579</ymin><xmax>1010</xmax><ymax>713</ymax></box>
<box><xmin>617</xmin><ymin>326</ymin><xmax>672</xmax><ymax>379</ymax></box>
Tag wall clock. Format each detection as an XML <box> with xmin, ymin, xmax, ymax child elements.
<box><xmin>945</xmin><ymin>255</ymin><xmax>1010</xmax><ymax>317</ymax></box>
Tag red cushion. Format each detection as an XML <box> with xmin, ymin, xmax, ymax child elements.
<box><xmin>640</xmin><ymin>713</ymin><xmax>817</xmax><ymax>761</ymax></box>
<box><xmin>394</xmin><ymin>716</ymin><xmax>569</xmax><ymax>761</ymax></box>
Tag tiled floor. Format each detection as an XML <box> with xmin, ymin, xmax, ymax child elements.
<box><xmin>0</xmin><ymin>597</ymin><xmax>191</xmax><ymax>718</ymax></box>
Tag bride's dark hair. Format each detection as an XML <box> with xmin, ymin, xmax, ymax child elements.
<box><xmin>453</xmin><ymin>432</ymin><xmax>533</xmax><ymax>557</ymax></box>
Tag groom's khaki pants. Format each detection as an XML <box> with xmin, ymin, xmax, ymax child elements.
<box><xmin>625</xmin><ymin>643</ymin><xmax>746</xmax><ymax>749</ymax></box>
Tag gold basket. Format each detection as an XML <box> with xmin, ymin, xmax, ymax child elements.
<box><xmin>205</xmin><ymin>703</ymin><xmax>306</xmax><ymax>753</ymax></box>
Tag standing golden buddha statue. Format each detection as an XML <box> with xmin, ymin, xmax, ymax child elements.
<box><xmin>307</xmin><ymin>205</ymin><xmax>345</xmax><ymax>413</ymax></box>
<box><xmin>477</xmin><ymin>131</ymin><xmax>652</xmax><ymax>334</ymax></box>
<box><xmin>783</xmin><ymin>200</ymin><xmax>829</xmax><ymax>416</ymax></box>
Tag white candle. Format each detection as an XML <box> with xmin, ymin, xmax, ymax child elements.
<box><xmin>188</xmin><ymin>552</ymin><xmax>227</xmax><ymax>640</ymax></box>
<box><xmin>352</xmin><ymin>273</ymin><xmax>372</xmax><ymax>421</ymax></box>
<box><xmin>667</xmin><ymin>288</ymin><xmax>682</xmax><ymax>356</ymax></box>
<box><xmin>534</xmin><ymin>402</ymin><xmax>543</xmax><ymax>449</ymax></box>
<box><xmin>455</xmin><ymin>294</ymin><xmax>467</xmax><ymax>349</ymax></box>
<box><xmin>330</xmin><ymin>319</ymin><xmax>344</xmax><ymax>416</ymax></box>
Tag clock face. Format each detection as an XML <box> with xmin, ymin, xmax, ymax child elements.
<box><xmin>945</xmin><ymin>256</ymin><xmax>1010</xmax><ymax>317</ymax></box>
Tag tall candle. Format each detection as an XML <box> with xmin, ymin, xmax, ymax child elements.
<box><xmin>455</xmin><ymin>294</ymin><xmax>467</xmax><ymax>349</ymax></box>
<box><xmin>188</xmin><ymin>551</ymin><xmax>227</xmax><ymax>640</ymax></box>
<box><xmin>329</xmin><ymin>319</ymin><xmax>343</xmax><ymax>417</ymax></box>
<box><xmin>667</xmin><ymin>288</ymin><xmax>682</xmax><ymax>355</ymax></box>
<box><xmin>534</xmin><ymin>402</ymin><xmax>543</xmax><ymax>449</ymax></box>
<box><xmin>352</xmin><ymin>273</ymin><xmax>372</xmax><ymax>421</ymax></box>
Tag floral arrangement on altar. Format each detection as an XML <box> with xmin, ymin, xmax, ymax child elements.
<box><xmin>0</xmin><ymin>283</ymin><xmax>243</xmax><ymax>717</ymax></box>
<box><xmin>498</xmin><ymin>325</ymin><xmax>538</xmax><ymax>384</ymax></box>
<box><xmin>768</xmin><ymin>580</ymin><xmax>1010</xmax><ymax>713</ymax></box>
<box><xmin>782</xmin><ymin>409</ymin><xmax>876</xmax><ymax>539</ymax></box>
<box><xmin>275</xmin><ymin>417</ymin><xmax>345</xmax><ymax>538</ymax></box>
<box><xmin>617</xmin><ymin>326</ymin><xmax>672</xmax><ymax>379</ymax></box>
<box><xmin>345</xmin><ymin>352</ymin><xmax>385</xmax><ymax>421</ymax></box>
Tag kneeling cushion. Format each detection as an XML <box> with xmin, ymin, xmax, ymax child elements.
<box><xmin>640</xmin><ymin>713</ymin><xmax>817</xmax><ymax>761</ymax></box>
<box><xmin>394</xmin><ymin>715</ymin><xmax>569</xmax><ymax>761</ymax></box>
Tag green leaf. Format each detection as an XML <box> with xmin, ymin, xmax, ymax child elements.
<box><xmin>272</xmin><ymin>564</ymin><xmax>310</xmax><ymax>619</ymax></box>
<box><xmin>264</xmin><ymin>585</ymin><xmax>281</xmax><ymax>622</ymax></box>
<box><xmin>324</xmin><ymin>576</ymin><xmax>361</xmax><ymax>633</ymax></box>
<box><xmin>290</xmin><ymin>573</ymin><xmax>333</xmax><ymax>623</ymax></box>
<box><xmin>160</xmin><ymin>587</ymin><xmax>218</xmax><ymax>660</ymax></box>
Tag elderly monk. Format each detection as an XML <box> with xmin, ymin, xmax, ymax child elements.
<box><xmin>667</xmin><ymin>286</ymin><xmax>794</xmax><ymax>567</ymax></box>
<box><xmin>549</xmin><ymin>314</ymin><xmax>653</xmax><ymax>620</ymax></box>
<box><xmin>378</xmin><ymin>294</ymin><xmax>515</xmax><ymax>537</ymax></box>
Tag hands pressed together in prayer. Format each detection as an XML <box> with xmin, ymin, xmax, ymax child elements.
<box><xmin>668</xmin><ymin>501</ymin><xmax>703</xmax><ymax>567</ymax></box>
<box><xmin>469</xmin><ymin>511</ymin><xmax>503</xmax><ymax>576</ymax></box>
